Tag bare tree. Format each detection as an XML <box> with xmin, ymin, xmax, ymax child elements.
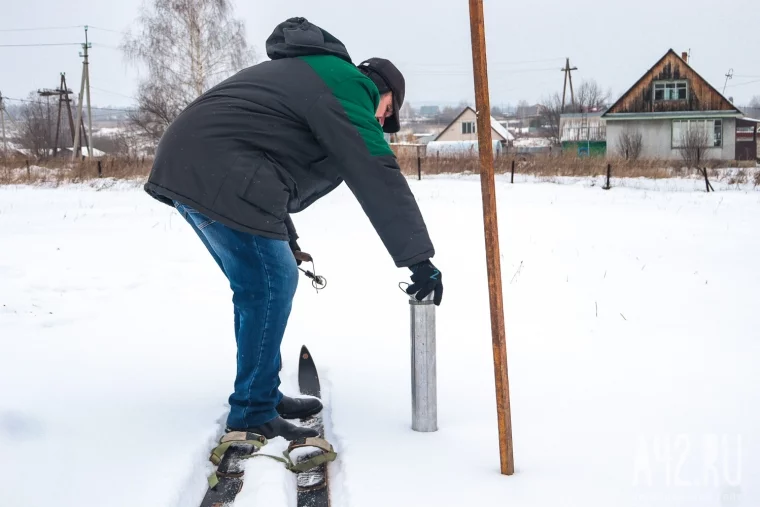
<box><xmin>678</xmin><ymin>124</ymin><xmax>711</xmax><ymax>169</ymax></box>
<box><xmin>539</xmin><ymin>93</ymin><xmax>562</xmax><ymax>142</ymax></box>
<box><xmin>17</xmin><ymin>92</ymin><xmax>54</xmax><ymax>158</ymax></box>
<box><xmin>750</xmin><ymin>95</ymin><xmax>760</xmax><ymax>108</ymax></box>
<box><xmin>559</xmin><ymin>80</ymin><xmax>611</xmax><ymax>113</ymax></box>
<box><xmin>516</xmin><ymin>100</ymin><xmax>531</xmax><ymax>119</ymax></box>
<box><xmin>616</xmin><ymin>128</ymin><xmax>643</xmax><ymax>160</ymax></box>
<box><xmin>574</xmin><ymin>80</ymin><xmax>610</xmax><ymax>112</ymax></box>
<box><xmin>434</xmin><ymin>105</ymin><xmax>462</xmax><ymax>123</ymax></box>
<box><xmin>92</xmin><ymin>122</ymin><xmax>147</xmax><ymax>158</ymax></box>
<box><xmin>122</xmin><ymin>0</ymin><xmax>256</xmax><ymax>141</ymax></box>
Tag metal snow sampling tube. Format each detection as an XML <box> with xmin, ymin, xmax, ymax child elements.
<box><xmin>410</xmin><ymin>292</ymin><xmax>437</xmax><ymax>432</ymax></box>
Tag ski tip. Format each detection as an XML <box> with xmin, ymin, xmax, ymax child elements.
<box><xmin>298</xmin><ymin>345</ymin><xmax>321</xmax><ymax>398</ymax></box>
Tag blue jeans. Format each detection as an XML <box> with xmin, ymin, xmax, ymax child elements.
<box><xmin>173</xmin><ymin>201</ymin><xmax>298</xmax><ymax>428</ymax></box>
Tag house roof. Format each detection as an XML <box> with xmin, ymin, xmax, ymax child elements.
<box><xmin>560</xmin><ymin>111</ymin><xmax>607</xmax><ymax>119</ymax></box>
<box><xmin>604</xmin><ymin>110</ymin><xmax>743</xmax><ymax>121</ymax></box>
<box><xmin>490</xmin><ymin>117</ymin><xmax>515</xmax><ymax>141</ymax></box>
<box><xmin>434</xmin><ymin>106</ymin><xmax>514</xmax><ymax>141</ymax></box>
<box><xmin>603</xmin><ymin>49</ymin><xmax>741</xmax><ymax>118</ymax></box>
<box><xmin>516</xmin><ymin>104</ymin><xmax>541</xmax><ymax>117</ymax></box>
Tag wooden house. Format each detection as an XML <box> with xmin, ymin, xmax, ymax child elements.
<box><xmin>603</xmin><ymin>50</ymin><xmax>757</xmax><ymax>161</ymax></box>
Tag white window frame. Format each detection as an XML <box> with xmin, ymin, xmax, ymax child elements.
<box><xmin>672</xmin><ymin>119</ymin><xmax>723</xmax><ymax>148</ymax></box>
<box><xmin>654</xmin><ymin>80</ymin><xmax>688</xmax><ymax>102</ymax></box>
<box><xmin>461</xmin><ymin>121</ymin><xmax>476</xmax><ymax>134</ymax></box>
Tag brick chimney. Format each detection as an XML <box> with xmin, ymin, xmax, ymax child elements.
<box><xmin>681</xmin><ymin>51</ymin><xmax>689</xmax><ymax>63</ymax></box>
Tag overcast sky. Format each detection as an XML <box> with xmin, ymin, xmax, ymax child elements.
<box><xmin>2</xmin><ymin>0</ymin><xmax>758</xmax><ymax>111</ymax></box>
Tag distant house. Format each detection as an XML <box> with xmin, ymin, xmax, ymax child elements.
<box><xmin>560</xmin><ymin>111</ymin><xmax>607</xmax><ymax>156</ymax></box>
<box><xmin>433</xmin><ymin>106</ymin><xmax>515</xmax><ymax>145</ymax></box>
<box><xmin>419</xmin><ymin>105</ymin><xmax>441</xmax><ymax>117</ymax></box>
<box><xmin>62</xmin><ymin>146</ymin><xmax>106</xmax><ymax>158</ymax></box>
<box><xmin>503</xmin><ymin>104</ymin><xmax>544</xmax><ymax>133</ymax></box>
<box><xmin>603</xmin><ymin>49</ymin><xmax>757</xmax><ymax>161</ymax></box>
<box><xmin>426</xmin><ymin>140</ymin><xmax>503</xmax><ymax>158</ymax></box>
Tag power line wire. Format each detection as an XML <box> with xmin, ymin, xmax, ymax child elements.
<box><xmin>4</xmin><ymin>96</ymin><xmax>136</xmax><ymax>112</ymax></box>
<box><xmin>726</xmin><ymin>79</ymin><xmax>760</xmax><ymax>89</ymax></box>
<box><xmin>88</xmin><ymin>25</ymin><xmax>127</xmax><ymax>35</ymax></box>
<box><xmin>405</xmin><ymin>67</ymin><xmax>559</xmax><ymax>76</ymax></box>
<box><xmin>0</xmin><ymin>42</ymin><xmax>82</xmax><ymax>47</ymax></box>
<box><xmin>90</xmin><ymin>86</ymin><xmax>135</xmax><ymax>100</ymax></box>
<box><xmin>0</xmin><ymin>24</ymin><xmax>126</xmax><ymax>34</ymax></box>
<box><xmin>398</xmin><ymin>57</ymin><xmax>565</xmax><ymax>68</ymax></box>
<box><xmin>0</xmin><ymin>25</ymin><xmax>83</xmax><ymax>32</ymax></box>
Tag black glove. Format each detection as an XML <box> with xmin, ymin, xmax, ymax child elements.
<box><xmin>406</xmin><ymin>260</ymin><xmax>443</xmax><ymax>306</ymax></box>
<box><xmin>289</xmin><ymin>238</ymin><xmax>303</xmax><ymax>265</ymax></box>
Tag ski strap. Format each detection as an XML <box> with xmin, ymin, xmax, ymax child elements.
<box><xmin>283</xmin><ymin>437</ymin><xmax>338</xmax><ymax>473</ymax></box>
<box><xmin>209</xmin><ymin>431</ymin><xmax>268</xmax><ymax>466</ymax></box>
<box><xmin>207</xmin><ymin>434</ymin><xmax>338</xmax><ymax>488</ymax></box>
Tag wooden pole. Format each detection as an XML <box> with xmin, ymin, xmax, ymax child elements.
<box><xmin>561</xmin><ymin>58</ymin><xmax>569</xmax><ymax>113</ymax></box>
<box><xmin>72</xmin><ymin>65</ymin><xmax>86</xmax><ymax>160</ymax></box>
<box><xmin>703</xmin><ymin>168</ymin><xmax>713</xmax><ymax>192</ymax></box>
<box><xmin>62</xmin><ymin>75</ymin><xmax>76</xmax><ymax>147</ymax></box>
<box><xmin>53</xmin><ymin>76</ymin><xmax>64</xmax><ymax>157</ymax></box>
<box><xmin>604</xmin><ymin>163</ymin><xmax>611</xmax><ymax>190</ymax></box>
<box><xmin>84</xmin><ymin>26</ymin><xmax>93</xmax><ymax>158</ymax></box>
<box><xmin>511</xmin><ymin>160</ymin><xmax>515</xmax><ymax>184</ymax></box>
<box><xmin>468</xmin><ymin>0</ymin><xmax>514</xmax><ymax>476</ymax></box>
<box><xmin>417</xmin><ymin>145</ymin><xmax>422</xmax><ymax>181</ymax></box>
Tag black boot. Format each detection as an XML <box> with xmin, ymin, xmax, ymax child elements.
<box><xmin>276</xmin><ymin>395</ymin><xmax>323</xmax><ymax>420</ymax></box>
<box><xmin>228</xmin><ymin>416</ymin><xmax>318</xmax><ymax>441</ymax></box>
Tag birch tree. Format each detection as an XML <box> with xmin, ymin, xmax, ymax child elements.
<box><xmin>122</xmin><ymin>0</ymin><xmax>256</xmax><ymax>140</ymax></box>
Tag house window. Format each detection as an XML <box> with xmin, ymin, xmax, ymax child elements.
<box><xmin>654</xmin><ymin>81</ymin><xmax>688</xmax><ymax>101</ymax></box>
<box><xmin>736</xmin><ymin>126</ymin><xmax>756</xmax><ymax>142</ymax></box>
<box><xmin>461</xmin><ymin>121</ymin><xmax>476</xmax><ymax>134</ymax></box>
<box><xmin>672</xmin><ymin>119</ymin><xmax>722</xmax><ymax>148</ymax></box>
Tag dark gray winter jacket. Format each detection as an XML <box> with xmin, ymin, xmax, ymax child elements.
<box><xmin>144</xmin><ymin>18</ymin><xmax>434</xmax><ymax>267</ymax></box>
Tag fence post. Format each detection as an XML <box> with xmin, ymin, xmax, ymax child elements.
<box><xmin>26</xmin><ymin>160</ymin><xmax>30</xmax><ymax>179</ymax></box>
<box><xmin>410</xmin><ymin>292</ymin><xmax>437</xmax><ymax>432</ymax></box>
<box><xmin>703</xmin><ymin>168</ymin><xmax>713</xmax><ymax>192</ymax></box>
<box><xmin>97</xmin><ymin>160</ymin><xmax>102</xmax><ymax>178</ymax></box>
<box><xmin>603</xmin><ymin>163</ymin><xmax>611</xmax><ymax>190</ymax></box>
<box><xmin>417</xmin><ymin>145</ymin><xmax>422</xmax><ymax>181</ymax></box>
<box><xmin>510</xmin><ymin>160</ymin><xmax>515</xmax><ymax>184</ymax></box>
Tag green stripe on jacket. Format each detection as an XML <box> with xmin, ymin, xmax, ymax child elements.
<box><xmin>300</xmin><ymin>55</ymin><xmax>394</xmax><ymax>157</ymax></box>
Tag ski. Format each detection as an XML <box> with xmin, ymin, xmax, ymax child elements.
<box><xmin>199</xmin><ymin>346</ymin><xmax>332</xmax><ymax>507</ymax></box>
<box><xmin>296</xmin><ymin>345</ymin><xmax>331</xmax><ymax>507</ymax></box>
<box><xmin>200</xmin><ymin>432</ymin><xmax>265</xmax><ymax>507</ymax></box>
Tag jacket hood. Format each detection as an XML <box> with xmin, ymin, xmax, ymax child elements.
<box><xmin>266</xmin><ymin>17</ymin><xmax>352</xmax><ymax>63</ymax></box>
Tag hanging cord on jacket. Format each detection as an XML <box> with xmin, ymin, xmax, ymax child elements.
<box><xmin>294</xmin><ymin>251</ymin><xmax>327</xmax><ymax>292</ymax></box>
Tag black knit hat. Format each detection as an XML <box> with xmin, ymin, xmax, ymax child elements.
<box><xmin>358</xmin><ymin>58</ymin><xmax>405</xmax><ymax>134</ymax></box>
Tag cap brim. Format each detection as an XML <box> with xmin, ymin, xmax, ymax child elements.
<box><xmin>382</xmin><ymin>98</ymin><xmax>401</xmax><ymax>134</ymax></box>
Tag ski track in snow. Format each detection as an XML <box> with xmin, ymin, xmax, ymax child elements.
<box><xmin>0</xmin><ymin>176</ymin><xmax>759</xmax><ymax>506</ymax></box>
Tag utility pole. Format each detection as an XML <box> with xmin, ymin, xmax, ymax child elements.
<box><xmin>723</xmin><ymin>69</ymin><xmax>733</xmax><ymax>95</ymax></box>
<box><xmin>72</xmin><ymin>25</ymin><xmax>92</xmax><ymax>160</ymax></box>
<box><xmin>468</xmin><ymin>0</ymin><xmax>515</xmax><ymax>476</ymax></box>
<box><xmin>560</xmin><ymin>58</ymin><xmax>578</xmax><ymax>113</ymax></box>
<box><xmin>39</xmin><ymin>74</ymin><xmax>78</xmax><ymax>157</ymax></box>
<box><xmin>0</xmin><ymin>91</ymin><xmax>7</xmax><ymax>158</ymax></box>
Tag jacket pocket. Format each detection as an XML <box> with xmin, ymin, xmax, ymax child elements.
<box><xmin>237</xmin><ymin>153</ymin><xmax>292</xmax><ymax>220</ymax></box>
<box><xmin>297</xmin><ymin>157</ymin><xmax>343</xmax><ymax>211</ymax></box>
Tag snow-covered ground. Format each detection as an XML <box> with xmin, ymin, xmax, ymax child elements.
<box><xmin>1</xmin><ymin>176</ymin><xmax>758</xmax><ymax>507</ymax></box>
